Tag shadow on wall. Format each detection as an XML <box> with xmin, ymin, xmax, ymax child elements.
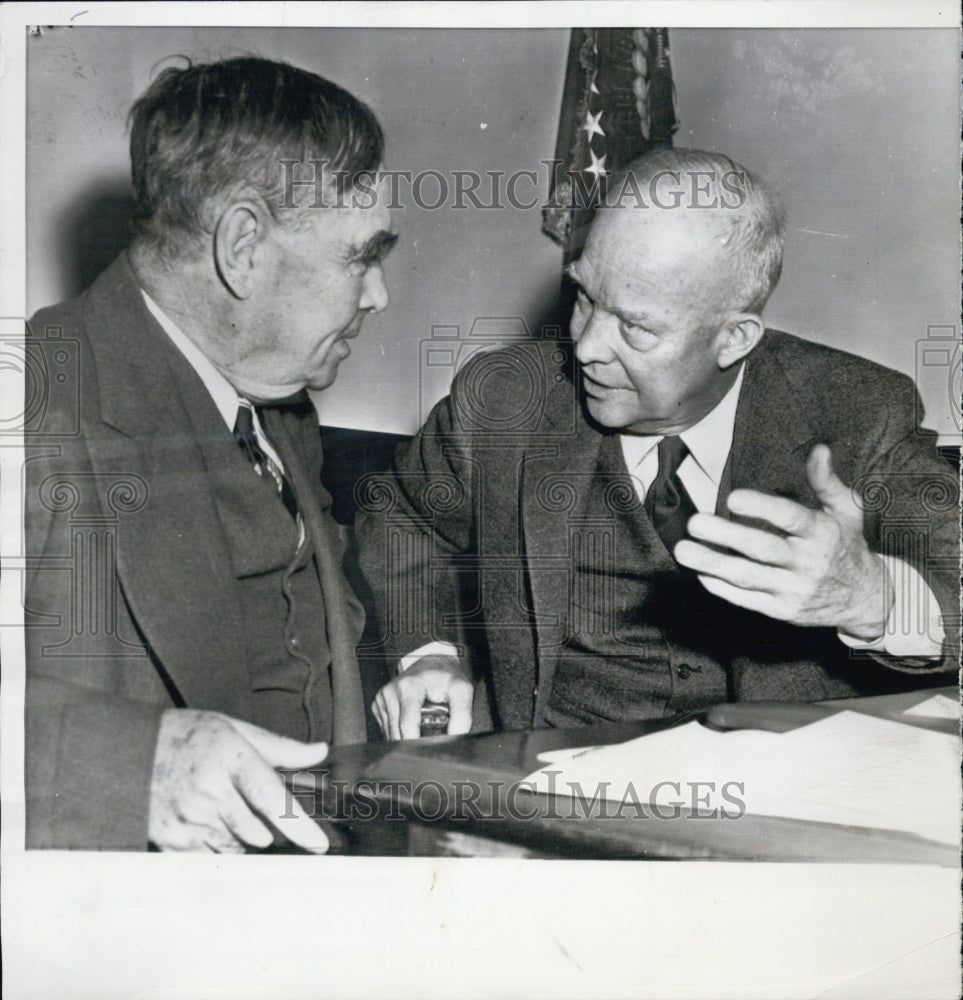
<box><xmin>56</xmin><ymin>178</ymin><xmax>135</xmax><ymax>299</ymax></box>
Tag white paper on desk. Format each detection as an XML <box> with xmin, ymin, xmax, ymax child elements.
<box><xmin>903</xmin><ymin>693</ymin><xmax>960</xmax><ymax>720</ymax></box>
<box><xmin>523</xmin><ymin>712</ymin><xmax>961</xmax><ymax>846</ymax></box>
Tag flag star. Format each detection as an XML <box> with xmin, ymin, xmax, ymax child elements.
<box><xmin>584</xmin><ymin>149</ymin><xmax>608</xmax><ymax>180</ymax></box>
<box><xmin>582</xmin><ymin>109</ymin><xmax>605</xmax><ymax>141</ymax></box>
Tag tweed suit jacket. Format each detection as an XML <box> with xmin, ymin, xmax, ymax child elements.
<box><xmin>24</xmin><ymin>254</ymin><xmax>365</xmax><ymax>850</ymax></box>
<box><xmin>357</xmin><ymin>332</ymin><xmax>958</xmax><ymax>730</ymax></box>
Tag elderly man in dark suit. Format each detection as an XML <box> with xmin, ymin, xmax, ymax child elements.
<box><xmin>25</xmin><ymin>57</ymin><xmax>397</xmax><ymax>850</ymax></box>
<box><xmin>359</xmin><ymin>148</ymin><xmax>957</xmax><ymax>739</ymax></box>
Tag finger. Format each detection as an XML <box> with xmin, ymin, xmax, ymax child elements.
<box><xmin>275</xmin><ymin>795</ymin><xmax>330</xmax><ymax>854</ymax></box>
<box><xmin>371</xmin><ymin>695</ymin><xmax>388</xmax><ymax>739</ymax></box>
<box><xmin>164</xmin><ymin>814</ymin><xmax>239</xmax><ymax>853</ymax></box>
<box><xmin>399</xmin><ymin>681</ymin><xmax>428</xmax><ymax>740</ymax></box>
<box><xmin>695</xmin><ymin>572</ymin><xmax>784</xmax><ymax>619</ymax></box>
<box><xmin>203</xmin><ymin>835</ymin><xmax>246</xmax><ymax>854</ymax></box>
<box><xmin>725</xmin><ymin>489</ymin><xmax>818</xmax><ymax>537</ymax></box>
<box><xmin>158</xmin><ymin>822</ymin><xmax>225</xmax><ymax>853</ymax></box>
<box><xmin>675</xmin><ymin>538</ymin><xmax>786</xmax><ymax>592</ymax></box>
<box><xmin>219</xmin><ymin>788</ymin><xmax>275</xmax><ymax>850</ymax></box>
<box><xmin>424</xmin><ymin>668</ymin><xmax>467</xmax><ymax>703</ymax></box>
<box><xmin>379</xmin><ymin>684</ymin><xmax>404</xmax><ymax>741</ymax></box>
<box><xmin>806</xmin><ymin>444</ymin><xmax>861</xmax><ymax>522</ymax></box>
<box><xmin>233</xmin><ymin>751</ymin><xmax>329</xmax><ymax>854</ymax></box>
<box><xmin>226</xmin><ymin>717</ymin><xmax>329</xmax><ymax>769</ymax></box>
<box><xmin>446</xmin><ymin>681</ymin><xmax>474</xmax><ymax>736</ymax></box>
<box><xmin>686</xmin><ymin>513</ymin><xmax>792</xmax><ymax>566</ymax></box>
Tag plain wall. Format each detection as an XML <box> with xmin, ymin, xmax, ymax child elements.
<box><xmin>671</xmin><ymin>28</ymin><xmax>960</xmax><ymax>442</ymax></box>
<box><xmin>26</xmin><ymin>26</ymin><xmax>571</xmax><ymax>433</ymax></box>
<box><xmin>26</xmin><ymin>26</ymin><xmax>960</xmax><ymax>439</ymax></box>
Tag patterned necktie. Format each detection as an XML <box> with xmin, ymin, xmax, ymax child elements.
<box><xmin>233</xmin><ymin>399</ymin><xmax>299</xmax><ymax>519</ymax></box>
<box><xmin>644</xmin><ymin>435</ymin><xmax>697</xmax><ymax>555</ymax></box>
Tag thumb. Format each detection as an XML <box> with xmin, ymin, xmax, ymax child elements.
<box><xmin>806</xmin><ymin>444</ymin><xmax>860</xmax><ymax>522</ymax></box>
<box><xmin>446</xmin><ymin>681</ymin><xmax>474</xmax><ymax>737</ymax></box>
<box><xmin>226</xmin><ymin>717</ymin><xmax>329</xmax><ymax>769</ymax></box>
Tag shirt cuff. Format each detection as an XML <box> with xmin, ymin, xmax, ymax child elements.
<box><xmin>838</xmin><ymin>555</ymin><xmax>945</xmax><ymax>659</ymax></box>
<box><xmin>398</xmin><ymin>641</ymin><xmax>460</xmax><ymax>673</ymax></box>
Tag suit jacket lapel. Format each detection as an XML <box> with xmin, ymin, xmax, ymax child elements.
<box><xmin>723</xmin><ymin>333</ymin><xmax>820</xmax><ymax>517</ymax></box>
<box><xmin>82</xmin><ymin>255</ymin><xmax>251</xmax><ymax>716</ymax></box>
<box><xmin>521</xmin><ymin>389</ymin><xmax>606</xmax><ymax>724</ymax></box>
<box><xmin>724</xmin><ymin>334</ymin><xmax>840</xmax><ymax>695</ymax></box>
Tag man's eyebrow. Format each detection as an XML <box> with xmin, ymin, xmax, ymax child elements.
<box><xmin>350</xmin><ymin>230</ymin><xmax>399</xmax><ymax>264</ymax></box>
<box><xmin>565</xmin><ymin>263</ymin><xmax>657</xmax><ymax>326</ymax></box>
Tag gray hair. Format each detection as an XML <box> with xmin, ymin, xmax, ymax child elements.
<box><xmin>602</xmin><ymin>148</ymin><xmax>786</xmax><ymax>313</ymax></box>
<box><xmin>128</xmin><ymin>56</ymin><xmax>384</xmax><ymax>259</ymax></box>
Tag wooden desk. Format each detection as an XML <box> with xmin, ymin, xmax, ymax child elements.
<box><xmin>290</xmin><ymin>687</ymin><xmax>959</xmax><ymax>864</ymax></box>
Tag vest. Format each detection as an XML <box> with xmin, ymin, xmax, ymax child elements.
<box><xmin>208</xmin><ymin>417</ymin><xmax>334</xmax><ymax>743</ymax></box>
<box><xmin>544</xmin><ymin>432</ymin><xmax>737</xmax><ymax>725</ymax></box>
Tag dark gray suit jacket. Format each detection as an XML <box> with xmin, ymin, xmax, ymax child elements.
<box><xmin>24</xmin><ymin>254</ymin><xmax>364</xmax><ymax>849</ymax></box>
<box><xmin>357</xmin><ymin>333</ymin><xmax>958</xmax><ymax>730</ymax></box>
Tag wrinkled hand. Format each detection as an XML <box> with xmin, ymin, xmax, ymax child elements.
<box><xmin>148</xmin><ymin>709</ymin><xmax>330</xmax><ymax>853</ymax></box>
<box><xmin>372</xmin><ymin>654</ymin><xmax>474</xmax><ymax>740</ymax></box>
<box><xmin>675</xmin><ymin>444</ymin><xmax>891</xmax><ymax>639</ymax></box>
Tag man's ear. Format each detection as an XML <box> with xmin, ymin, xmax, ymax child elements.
<box><xmin>715</xmin><ymin>313</ymin><xmax>765</xmax><ymax>370</ymax></box>
<box><xmin>213</xmin><ymin>201</ymin><xmax>267</xmax><ymax>300</ymax></box>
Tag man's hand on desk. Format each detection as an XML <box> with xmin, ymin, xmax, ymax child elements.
<box><xmin>675</xmin><ymin>444</ymin><xmax>892</xmax><ymax>640</ymax></box>
<box><xmin>372</xmin><ymin>654</ymin><xmax>474</xmax><ymax>740</ymax></box>
<box><xmin>148</xmin><ymin>709</ymin><xmax>330</xmax><ymax>853</ymax></box>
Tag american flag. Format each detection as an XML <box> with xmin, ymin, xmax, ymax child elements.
<box><xmin>543</xmin><ymin>28</ymin><xmax>679</xmax><ymax>259</ymax></box>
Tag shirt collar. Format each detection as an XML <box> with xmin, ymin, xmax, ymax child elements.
<box><xmin>140</xmin><ymin>289</ymin><xmax>239</xmax><ymax>430</ymax></box>
<box><xmin>620</xmin><ymin>363</ymin><xmax>746</xmax><ymax>485</ymax></box>
<box><xmin>679</xmin><ymin>363</ymin><xmax>746</xmax><ymax>485</ymax></box>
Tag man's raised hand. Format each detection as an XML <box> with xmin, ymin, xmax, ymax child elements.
<box><xmin>675</xmin><ymin>444</ymin><xmax>891</xmax><ymax>639</ymax></box>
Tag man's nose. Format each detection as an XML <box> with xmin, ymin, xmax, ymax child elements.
<box><xmin>573</xmin><ymin>307</ymin><xmax>616</xmax><ymax>366</ymax></box>
<box><xmin>360</xmin><ymin>264</ymin><xmax>389</xmax><ymax>314</ymax></box>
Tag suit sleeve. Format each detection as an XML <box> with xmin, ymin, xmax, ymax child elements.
<box><xmin>24</xmin><ymin>315</ymin><xmax>165</xmax><ymax>850</ymax></box>
<box><xmin>355</xmin><ymin>385</ymin><xmax>476</xmax><ymax>667</ymax></box>
<box><xmin>25</xmin><ymin>678</ymin><xmax>165</xmax><ymax>850</ymax></box>
<box><xmin>854</xmin><ymin>373</ymin><xmax>959</xmax><ymax>675</ymax></box>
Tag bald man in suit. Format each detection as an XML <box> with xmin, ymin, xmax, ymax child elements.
<box><xmin>359</xmin><ymin>149</ymin><xmax>957</xmax><ymax>737</ymax></box>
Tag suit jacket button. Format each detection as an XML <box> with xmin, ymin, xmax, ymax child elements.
<box><xmin>677</xmin><ymin>663</ymin><xmax>695</xmax><ymax>680</ymax></box>
<box><xmin>288</xmin><ymin>636</ymin><xmax>301</xmax><ymax>651</ymax></box>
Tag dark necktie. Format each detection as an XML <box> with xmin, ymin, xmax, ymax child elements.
<box><xmin>644</xmin><ymin>435</ymin><xmax>697</xmax><ymax>555</ymax></box>
<box><xmin>232</xmin><ymin>400</ymin><xmax>299</xmax><ymax>519</ymax></box>
<box><xmin>257</xmin><ymin>401</ymin><xmax>367</xmax><ymax>745</ymax></box>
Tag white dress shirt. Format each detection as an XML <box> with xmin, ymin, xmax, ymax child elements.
<box><xmin>141</xmin><ymin>290</ymin><xmax>286</xmax><ymax>473</ymax></box>
<box><xmin>619</xmin><ymin>364</ymin><xmax>745</xmax><ymax>515</ymax></box>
